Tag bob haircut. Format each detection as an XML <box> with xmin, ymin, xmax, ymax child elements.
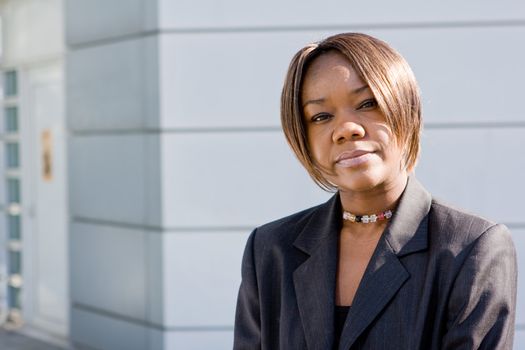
<box><xmin>281</xmin><ymin>32</ymin><xmax>422</xmax><ymax>192</ymax></box>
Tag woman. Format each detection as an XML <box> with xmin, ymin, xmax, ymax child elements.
<box><xmin>234</xmin><ymin>33</ymin><xmax>517</xmax><ymax>350</ymax></box>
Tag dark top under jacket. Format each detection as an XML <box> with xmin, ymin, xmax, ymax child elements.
<box><xmin>233</xmin><ymin>177</ymin><xmax>517</xmax><ymax>349</ymax></box>
<box><xmin>334</xmin><ymin>306</ymin><xmax>351</xmax><ymax>350</ymax></box>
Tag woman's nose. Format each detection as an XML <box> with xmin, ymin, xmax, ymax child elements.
<box><xmin>332</xmin><ymin>119</ymin><xmax>366</xmax><ymax>144</ymax></box>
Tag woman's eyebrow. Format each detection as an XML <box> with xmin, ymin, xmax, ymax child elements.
<box><xmin>302</xmin><ymin>98</ymin><xmax>325</xmax><ymax>108</ymax></box>
<box><xmin>352</xmin><ymin>85</ymin><xmax>370</xmax><ymax>95</ymax></box>
<box><xmin>302</xmin><ymin>85</ymin><xmax>370</xmax><ymax>108</ymax></box>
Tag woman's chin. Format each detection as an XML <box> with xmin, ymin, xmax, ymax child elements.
<box><xmin>332</xmin><ymin>173</ymin><xmax>383</xmax><ymax>193</ymax></box>
<box><xmin>334</xmin><ymin>169</ymin><xmax>408</xmax><ymax>195</ymax></box>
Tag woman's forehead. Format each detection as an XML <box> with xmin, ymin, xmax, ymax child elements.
<box><xmin>301</xmin><ymin>52</ymin><xmax>366</xmax><ymax>98</ymax></box>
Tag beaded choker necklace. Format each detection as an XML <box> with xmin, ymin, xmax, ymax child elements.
<box><xmin>342</xmin><ymin>209</ymin><xmax>393</xmax><ymax>224</ymax></box>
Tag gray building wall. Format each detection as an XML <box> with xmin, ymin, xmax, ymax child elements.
<box><xmin>66</xmin><ymin>0</ymin><xmax>525</xmax><ymax>349</ymax></box>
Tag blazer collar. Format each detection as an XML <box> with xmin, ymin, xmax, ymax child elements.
<box><xmin>384</xmin><ymin>176</ymin><xmax>431</xmax><ymax>257</ymax></box>
<box><xmin>293</xmin><ymin>190</ymin><xmax>342</xmax><ymax>255</ymax></box>
<box><xmin>292</xmin><ymin>176</ymin><xmax>431</xmax><ymax>350</ymax></box>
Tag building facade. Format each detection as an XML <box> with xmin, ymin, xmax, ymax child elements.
<box><xmin>0</xmin><ymin>0</ymin><xmax>524</xmax><ymax>349</ymax></box>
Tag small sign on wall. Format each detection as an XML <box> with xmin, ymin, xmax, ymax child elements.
<box><xmin>42</xmin><ymin>129</ymin><xmax>53</xmax><ymax>181</ymax></box>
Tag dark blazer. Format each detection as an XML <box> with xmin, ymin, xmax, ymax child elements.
<box><xmin>234</xmin><ymin>177</ymin><xmax>517</xmax><ymax>349</ymax></box>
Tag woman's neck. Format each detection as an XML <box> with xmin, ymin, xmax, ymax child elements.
<box><xmin>339</xmin><ymin>174</ymin><xmax>408</xmax><ymax>217</ymax></box>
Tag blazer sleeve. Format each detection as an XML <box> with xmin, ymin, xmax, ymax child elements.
<box><xmin>233</xmin><ymin>229</ymin><xmax>262</xmax><ymax>349</ymax></box>
<box><xmin>442</xmin><ymin>224</ymin><xmax>517</xmax><ymax>350</ymax></box>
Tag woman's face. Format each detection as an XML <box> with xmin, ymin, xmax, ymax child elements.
<box><xmin>301</xmin><ymin>51</ymin><xmax>407</xmax><ymax>193</ymax></box>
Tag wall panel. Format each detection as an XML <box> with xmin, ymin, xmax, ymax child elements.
<box><xmin>67</xmin><ymin>37</ymin><xmax>159</xmax><ymax>131</ymax></box>
<box><xmin>161</xmin><ymin>131</ymin><xmax>329</xmax><ymax>228</ymax></box>
<box><xmin>515</xmin><ymin>329</ymin><xmax>525</xmax><ymax>350</ymax></box>
<box><xmin>160</xmin><ymin>26</ymin><xmax>525</xmax><ymax>129</ymax></box>
<box><xmin>69</xmin><ymin>134</ymin><xmax>161</xmax><ymax>226</ymax></box>
<box><xmin>165</xmin><ymin>330</ymin><xmax>233</xmax><ymax>350</ymax></box>
<box><xmin>163</xmin><ymin>231</ymin><xmax>246</xmax><ymax>327</ymax></box>
<box><xmin>417</xmin><ymin>128</ymin><xmax>525</xmax><ymax>224</ymax></box>
<box><xmin>71</xmin><ymin>306</ymin><xmax>163</xmax><ymax>350</ymax></box>
<box><xmin>70</xmin><ymin>223</ymin><xmax>147</xmax><ymax>320</ymax></box>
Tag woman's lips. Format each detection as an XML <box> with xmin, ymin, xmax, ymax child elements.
<box><xmin>335</xmin><ymin>150</ymin><xmax>374</xmax><ymax>168</ymax></box>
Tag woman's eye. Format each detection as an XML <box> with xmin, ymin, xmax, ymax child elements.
<box><xmin>358</xmin><ymin>99</ymin><xmax>378</xmax><ymax>110</ymax></box>
<box><xmin>311</xmin><ymin>113</ymin><xmax>332</xmax><ymax>123</ymax></box>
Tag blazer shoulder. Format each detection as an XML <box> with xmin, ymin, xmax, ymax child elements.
<box><xmin>429</xmin><ymin>198</ymin><xmax>510</xmax><ymax>252</ymax></box>
<box><xmin>253</xmin><ymin>204</ymin><xmax>321</xmax><ymax>246</ymax></box>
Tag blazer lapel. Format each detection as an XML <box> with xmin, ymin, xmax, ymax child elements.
<box><xmin>293</xmin><ymin>193</ymin><xmax>341</xmax><ymax>350</ymax></box>
<box><xmin>338</xmin><ymin>176</ymin><xmax>432</xmax><ymax>350</ymax></box>
<box><xmin>338</xmin><ymin>237</ymin><xmax>409</xmax><ymax>349</ymax></box>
